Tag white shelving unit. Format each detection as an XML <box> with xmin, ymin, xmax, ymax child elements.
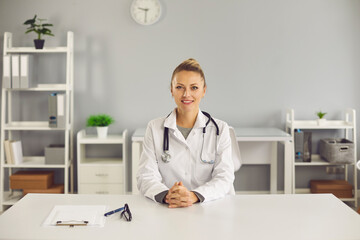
<box><xmin>286</xmin><ymin>109</ymin><xmax>357</xmax><ymax>207</ymax></box>
<box><xmin>77</xmin><ymin>129</ymin><xmax>128</xmax><ymax>194</ymax></box>
<box><xmin>0</xmin><ymin>32</ymin><xmax>74</xmax><ymax>211</ymax></box>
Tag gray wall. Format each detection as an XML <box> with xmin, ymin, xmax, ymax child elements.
<box><xmin>0</xmin><ymin>0</ymin><xmax>360</xmax><ymax>192</ymax></box>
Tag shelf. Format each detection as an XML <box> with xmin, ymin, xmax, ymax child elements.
<box><xmin>1</xmin><ymin>31</ymin><xmax>74</xmax><ymax>211</ymax></box>
<box><xmin>5</xmin><ymin>47</ymin><xmax>68</xmax><ymax>53</ymax></box>
<box><xmin>2</xmin><ymin>191</ymin><xmax>23</xmax><ymax>205</ymax></box>
<box><xmin>5</xmin><ymin>84</ymin><xmax>68</xmax><ymax>91</ymax></box>
<box><xmin>80</xmin><ymin>158</ymin><xmax>123</xmax><ymax>165</ymax></box>
<box><xmin>78</xmin><ymin>135</ymin><xmax>125</xmax><ymax>144</ymax></box>
<box><xmin>3</xmin><ymin>156</ymin><xmax>71</xmax><ymax>168</ymax></box>
<box><xmin>286</xmin><ymin>120</ymin><xmax>354</xmax><ymax>129</ymax></box>
<box><xmin>4</xmin><ymin>121</ymin><xmax>69</xmax><ymax>130</ymax></box>
<box><xmin>294</xmin><ymin>154</ymin><xmax>355</xmax><ymax>166</ymax></box>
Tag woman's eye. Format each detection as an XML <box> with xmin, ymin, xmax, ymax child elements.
<box><xmin>191</xmin><ymin>86</ymin><xmax>198</xmax><ymax>90</ymax></box>
<box><xmin>176</xmin><ymin>86</ymin><xmax>182</xmax><ymax>89</ymax></box>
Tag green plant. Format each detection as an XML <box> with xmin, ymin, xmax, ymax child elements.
<box><xmin>87</xmin><ymin>114</ymin><xmax>114</xmax><ymax>127</ymax></box>
<box><xmin>316</xmin><ymin>111</ymin><xmax>327</xmax><ymax>119</ymax></box>
<box><xmin>23</xmin><ymin>15</ymin><xmax>54</xmax><ymax>40</ymax></box>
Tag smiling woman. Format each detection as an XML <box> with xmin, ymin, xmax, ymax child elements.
<box><xmin>137</xmin><ymin>58</ymin><xmax>235</xmax><ymax>208</ymax></box>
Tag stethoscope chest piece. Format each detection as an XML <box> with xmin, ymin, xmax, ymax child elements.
<box><xmin>161</xmin><ymin>151</ymin><xmax>171</xmax><ymax>163</ymax></box>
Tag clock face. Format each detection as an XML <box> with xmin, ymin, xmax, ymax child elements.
<box><xmin>130</xmin><ymin>0</ymin><xmax>162</xmax><ymax>26</ymax></box>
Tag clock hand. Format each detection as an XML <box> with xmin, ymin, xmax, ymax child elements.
<box><xmin>144</xmin><ymin>9</ymin><xmax>148</xmax><ymax>23</ymax></box>
<box><xmin>138</xmin><ymin>7</ymin><xmax>148</xmax><ymax>11</ymax></box>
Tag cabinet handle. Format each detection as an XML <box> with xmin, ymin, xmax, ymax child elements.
<box><xmin>95</xmin><ymin>173</ymin><xmax>108</xmax><ymax>177</ymax></box>
<box><xmin>95</xmin><ymin>191</ymin><xmax>109</xmax><ymax>194</ymax></box>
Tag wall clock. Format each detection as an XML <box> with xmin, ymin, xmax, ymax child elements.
<box><xmin>130</xmin><ymin>0</ymin><xmax>162</xmax><ymax>26</ymax></box>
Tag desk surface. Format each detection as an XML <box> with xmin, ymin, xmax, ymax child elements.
<box><xmin>0</xmin><ymin>194</ymin><xmax>359</xmax><ymax>240</ymax></box>
<box><xmin>132</xmin><ymin>127</ymin><xmax>291</xmax><ymax>142</ymax></box>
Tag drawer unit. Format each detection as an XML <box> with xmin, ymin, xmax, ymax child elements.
<box><xmin>79</xmin><ymin>183</ymin><xmax>124</xmax><ymax>194</ymax></box>
<box><xmin>77</xmin><ymin>130</ymin><xmax>128</xmax><ymax>195</ymax></box>
<box><xmin>79</xmin><ymin>165</ymin><xmax>123</xmax><ymax>184</ymax></box>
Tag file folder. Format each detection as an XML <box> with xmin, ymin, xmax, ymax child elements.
<box><xmin>11</xmin><ymin>54</ymin><xmax>20</xmax><ymax>88</ymax></box>
<box><xmin>10</xmin><ymin>141</ymin><xmax>23</xmax><ymax>165</ymax></box>
<box><xmin>2</xmin><ymin>55</ymin><xmax>11</xmax><ymax>88</ymax></box>
<box><xmin>20</xmin><ymin>55</ymin><xmax>30</xmax><ymax>88</ymax></box>
<box><xmin>49</xmin><ymin>93</ymin><xmax>65</xmax><ymax>128</ymax></box>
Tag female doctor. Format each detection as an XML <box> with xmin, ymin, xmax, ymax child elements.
<box><xmin>137</xmin><ymin>58</ymin><xmax>235</xmax><ymax>208</ymax></box>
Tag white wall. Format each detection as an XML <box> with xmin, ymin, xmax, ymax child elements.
<box><xmin>0</xmin><ymin>0</ymin><xmax>359</xmax><ymax>192</ymax></box>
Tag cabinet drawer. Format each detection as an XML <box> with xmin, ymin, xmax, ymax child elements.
<box><xmin>78</xmin><ymin>183</ymin><xmax>124</xmax><ymax>194</ymax></box>
<box><xmin>79</xmin><ymin>165</ymin><xmax>123</xmax><ymax>183</ymax></box>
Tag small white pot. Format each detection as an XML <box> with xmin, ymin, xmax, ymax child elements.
<box><xmin>96</xmin><ymin>126</ymin><xmax>108</xmax><ymax>138</ymax></box>
<box><xmin>317</xmin><ymin>118</ymin><xmax>326</xmax><ymax>126</ymax></box>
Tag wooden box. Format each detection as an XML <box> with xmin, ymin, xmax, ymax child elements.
<box><xmin>10</xmin><ymin>171</ymin><xmax>54</xmax><ymax>190</ymax></box>
<box><xmin>310</xmin><ymin>180</ymin><xmax>353</xmax><ymax>198</ymax></box>
<box><xmin>22</xmin><ymin>184</ymin><xmax>64</xmax><ymax>196</ymax></box>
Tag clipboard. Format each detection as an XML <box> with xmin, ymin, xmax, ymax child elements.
<box><xmin>42</xmin><ymin>205</ymin><xmax>107</xmax><ymax>227</ymax></box>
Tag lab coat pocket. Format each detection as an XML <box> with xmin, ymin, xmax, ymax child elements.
<box><xmin>195</xmin><ymin>153</ymin><xmax>215</xmax><ymax>182</ymax></box>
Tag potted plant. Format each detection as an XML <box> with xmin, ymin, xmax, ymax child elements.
<box><xmin>316</xmin><ymin>111</ymin><xmax>327</xmax><ymax>125</ymax></box>
<box><xmin>87</xmin><ymin>114</ymin><xmax>114</xmax><ymax>138</ymax></box>
<box><xmin>23</xmin><ymin>15</ymin><xmax>54</xmax><ymax>49</ymax></box>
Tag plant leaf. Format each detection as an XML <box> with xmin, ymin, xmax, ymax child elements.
<box><xmin>23</xmin><ymin>19</ymin><xmax>35</xmax><ymax>25</ymax></box>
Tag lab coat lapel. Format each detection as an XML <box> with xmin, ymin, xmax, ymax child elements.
<box><xmin>164</xmin><ymin>109</ymin><xmax>187</xmax><ymax>145</ymax></box>
<box><xmin>192</xmin><ymin>110</ymin><xmax>207</xmax><ymax>130</ymax></box>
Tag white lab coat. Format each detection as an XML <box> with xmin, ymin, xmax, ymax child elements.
<box><xmin>137</xmin><ymin>109</ymin><xmax>235</xmax><ymax>203</ymax></box>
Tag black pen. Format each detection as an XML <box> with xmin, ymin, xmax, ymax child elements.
<box><xmin>104</xmin><ymin>206</ymin><xmax>125</xmax><ymax>217</ymax></box>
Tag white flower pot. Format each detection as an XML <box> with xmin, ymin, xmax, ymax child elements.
<box><xmin>317</xmin><ymin>119</ymin><xmax>326</xmax><ymax>126</ymax></box>
<box><xmin>96</xmin><ymin>126</ymin><xmax>108</xmax><ymax>138</ymax></box>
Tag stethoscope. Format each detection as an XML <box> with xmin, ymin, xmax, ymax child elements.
<box><xmin>161</xmin><ymin>111</ymin><xmax>219</xmax><ymax>164</ymax></box>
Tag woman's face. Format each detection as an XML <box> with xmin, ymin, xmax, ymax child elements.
<box><xmin>171</xmin><ymin>70</ymin><xmax>206</xmax><ymax>114</ymax></box>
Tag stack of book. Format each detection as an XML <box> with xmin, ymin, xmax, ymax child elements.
<box><xmin>3</xmin><ymin>140</ymin><xmax>23</xmax><ymax>165</ymax></box>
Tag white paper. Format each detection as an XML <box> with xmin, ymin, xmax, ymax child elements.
<box><xmin>42</xmin><ymin>205</ymin><xmax>107</xmax><ymax>227</ymax></box>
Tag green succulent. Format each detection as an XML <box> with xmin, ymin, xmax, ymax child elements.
<box><xmin>316</xmin><ymin>111</ymin><xmax>327</xmax><ymax>119</ymax></box>
<box><xmin>24</xmin><ymin>15</ymin><xmax>54</xmax><ymax>40</ymax></box>
<box><xmin>87</xmin><ymin>114</ymin><xmax>114</xmax><ymax>127</ymax></box>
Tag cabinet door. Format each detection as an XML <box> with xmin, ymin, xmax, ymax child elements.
<box><xmin>79</xmin><ymin>183</ymin><xmax>124</xmax><ymax>194</ymax></box>
<box><xmin>79</xmin><ymin>165</ymin><xmax>123</xmax><ymax>183</ymax></box>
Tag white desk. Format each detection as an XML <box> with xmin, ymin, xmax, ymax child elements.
<box><xmin>132</xmin><ymin>128</ymin><xmax>292</xmax><ymax>194</ymax></box>
<box><xmin>0</xmin><ymin>193</ymin><xmax>359</xmax><ymax>240</ymax></box>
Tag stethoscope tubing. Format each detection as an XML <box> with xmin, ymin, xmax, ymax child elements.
<box><xmin>161</xmin><ymin>111</ymin><xmax>219</xmax><ymax>164</ymax></box>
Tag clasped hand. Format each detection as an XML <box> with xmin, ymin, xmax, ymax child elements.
<box><xmin>165</xmin><ymin>181</ymin><xmax>199</xmax><ymax>208</ymax></box>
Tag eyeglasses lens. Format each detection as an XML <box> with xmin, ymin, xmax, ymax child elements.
<box><xmin>121</xmin><ymin>203</ymin><xmax>132</xmax><ymax>222</ymax></box>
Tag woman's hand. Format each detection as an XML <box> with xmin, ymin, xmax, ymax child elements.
<box><xmin>165</xmin><ymin>182</ymin><xmax>199</xmax><ymax>208</ymax></box>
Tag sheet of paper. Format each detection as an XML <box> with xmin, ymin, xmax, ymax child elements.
<box><xmin>42</xmin><ymin>205</ymin><xmax>107</xmax><ymax>227</ymax></box>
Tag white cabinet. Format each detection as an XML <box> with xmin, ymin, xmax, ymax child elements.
<box><xmin>286</xmin><ymin>109</ymin><xmax>357</xmax><ymax>207</ymax></box>
<box><xmin>0</xmin><ymin>32</ymin><xmax>74</xmax><ymax>211</ymax></box>
<box><xmin>77</xmin><ymin>129</ymin><xmax>127</xmax><ymax>194</ymax></box>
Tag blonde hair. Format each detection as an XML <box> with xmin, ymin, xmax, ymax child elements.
<box><xmin>171</xmin><ymin>58</ymin><xmax>206</xmax><ymax>87</ymax></box>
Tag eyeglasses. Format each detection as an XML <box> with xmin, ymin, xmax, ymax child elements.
<box><xmin>104</xmin><ymin>203</ymin><xmax>132</xmax><ymax>222</ymax></box>
<box><xmin>120</xmin><ymin>203</ymin><xmax>132</xmax><ymax>222</ymax></box>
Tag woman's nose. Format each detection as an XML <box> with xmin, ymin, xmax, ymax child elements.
<box><xmin>183</xmin><ymin>88</ymin><xmax>190</xmax><ymax>97</ymax></box>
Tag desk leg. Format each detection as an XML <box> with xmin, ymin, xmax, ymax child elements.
<box><xmin>131</xmin><ymin>142</ymin><xmax>142</xmax><ymax>194</ymax></box>
<box><xmin>270</xmin><ymin>142</ymin><xmax>277</xmax><ymax>194</ymax></box>
<box><xmin>283</xmin><ymin>140</ymin><xmax>292</xmax><ymax>194</ymax></box>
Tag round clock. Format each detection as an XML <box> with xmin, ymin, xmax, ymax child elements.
<box><xmin>130</xmin><ymin>0</ymin><xmax>162</xmax><ymax>26</ymax></box>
